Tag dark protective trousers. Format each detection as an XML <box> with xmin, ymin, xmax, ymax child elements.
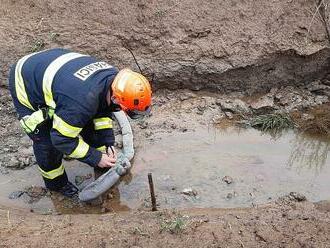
<box><xmin>9</xmin><ymin>66</ymin><xmax>103</xmax><ymax>190</ymax></box>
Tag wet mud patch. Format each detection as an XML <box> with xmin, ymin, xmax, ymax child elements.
<box><xmin>1</xmin><ymin>85</ymin><xmax>330</xmax><ymax>214</ymax></box>
<box><xmin>2</xmin><ymin>127</ymin><xmax>330</xmax><ymax>214</ymax></box>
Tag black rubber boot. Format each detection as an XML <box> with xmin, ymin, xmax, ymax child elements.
<box><xmin>55</xmin><ymin>181</ymin><xmax>79</xmax><ymax>198</ymax></box>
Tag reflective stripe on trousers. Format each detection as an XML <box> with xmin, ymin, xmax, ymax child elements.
<box><xmin>38</xmin><ymin>164</ymin><xmax>65</xmax><ymax>179</ymax></box>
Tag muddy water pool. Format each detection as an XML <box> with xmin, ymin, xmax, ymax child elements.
<box><xmin>1</xmin><ymin>127</ymin><xmax>330</xmax><ymax>214</ymax></box>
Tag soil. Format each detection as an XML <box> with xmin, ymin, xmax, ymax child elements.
<box><xmin>1</xmin><ymin>198</ymin><xmax>330</xmax><ymax>248</ymax></box>
<box><xmin>2</xmin><ymin>87</ymin><xmax>330</xmax><ymax>247</ymax></box>
<box><xmin>1</xmin><ymin>0</ymin><xmax>330</xmax><ymax>92</ymax></box>
<box><xmin>1</xmin><ymin>0</ymin><xmax>330</xmax><ymax>247</ymax></box>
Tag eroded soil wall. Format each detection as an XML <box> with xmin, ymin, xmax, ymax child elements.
<box><xmin>0</xmin><ymin>0</ymin><xmax>330</xmax><ymax>93</ymax></box>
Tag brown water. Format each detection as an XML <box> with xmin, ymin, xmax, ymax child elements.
<box><xmin>1</xmin><ymin>127</ymin><xmax>330</xmax><ymax>214</ymax></box>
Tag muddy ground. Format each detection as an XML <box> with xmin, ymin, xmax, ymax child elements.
<box><xmin>1</xmin><ymin>0</ymin><xmax>330</xmax><ymax>247</ymax></box>
<box><xmin>2</xmin><ymin>84</ymin><xmax>330</xmax><ymax>247</ymax></box>
<box><xmin>1</xmin><ymin>198</ymin><xmax>330</xmax><ymax>248</ymax></box>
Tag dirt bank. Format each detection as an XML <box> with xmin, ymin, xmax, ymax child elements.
<box><xmin>1</xmin><ymin>197</ymin><xmax>330</xmax><ymax>248</ymax></box>
<box><xmin>1</xmin><ymin>0</ymin><xmax>330</xmax><ymax>92</ymax></box>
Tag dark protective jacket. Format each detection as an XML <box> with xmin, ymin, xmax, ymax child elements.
<box><xmin>12</xmin><ymin>48</ymin><xmax>120</xmax><ymax>167</ymax></box>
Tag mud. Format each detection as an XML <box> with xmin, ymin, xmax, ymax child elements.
<box><xmin>1</xmin><ymin>199</ymin><xmax>330</xmax><ymax>248</ymax></box>
<box><xmin>2</xmin><ymin>84</ymin><xmax>330</xmax><ymax>214</ymax></box>
<box><xmin>1</xmin><ymin>0</ymin><xmax>330</xmax><ymax>246</ymax></box>
<box><xmin>1</xmin><ymin>0</ymin><xmax>330</xmax><ymax>92</ymax></box>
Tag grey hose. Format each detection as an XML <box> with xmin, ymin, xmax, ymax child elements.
<box><xmin>113</xmin><ymin>111</ymin><xmax>134</xmax><ymax>160</ymax></box>
<box><xmin>78</xmin><ymin>111</ymin><xmax>134</xmax><ymax>202</ymax></box>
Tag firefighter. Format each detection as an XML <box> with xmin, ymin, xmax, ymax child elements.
<box><xmin>8</xmin><ymin>48</ymin><xmax>152</xmax><ymax>197</ymax></box>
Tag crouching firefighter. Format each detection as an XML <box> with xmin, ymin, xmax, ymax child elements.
<box><xmin>8</xmin><ymin>48</ymin><xmax>152</xmax><ymax>197</ymax></box>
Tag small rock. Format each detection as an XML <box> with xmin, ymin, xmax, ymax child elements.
<box><xmin>18</xmin><ymin>156</ymin><xmax>32</xmax><ymax>167</ymax></box>
<box><xmin>289</xmin><ymin>192</ymin><xmax>306</xmax><ymax>202</ymax></box>
<box><xmin>75</xmin><ymin>176</ymin><xmax>84</xmax><ymax>186</ymax></box>
<box><xmin>106</xmin><ymin>193</ymin><xmax>114</xmax><ymax>199</ymax></box>
<box><xmin>222</xmin><ymin>176</ymin><xmax>233</xmax><ymax>184</ymax></box>
<box><xmin>19</xmin><ymin>147</ymin><xmax>33</xmax><ymax>156</ymax></box>
<box><xmin>216</xmin><ymin>99</ymin><xmax>250</xmax><ymax>114</ymax></box>
<box><xmin>7</xmin><ymin>157</ymin><xmax>20</xmax><ymax>168</ymax></box>
<box><xmin>180</xmin><ymin>128</ymin><xmax>188</xmax><ymax>132</ymax></box>
<box><xmin>144</xmin><ymin>131</ymin><xmax>153</xmax><ymax>138</ymax></box>
<box><xmin>226</xmin><ymin>192</ymin><xmax>238</xmax><ymax>199</ymax></box>
<box><xmin>101</xmin><ymin>207</ymin><xmax>110</xmax><ymax>213</ymax></box>
<box><xmin>306</xmin><ymin>80</ymin><xmax>330</xmax><ymax>93</ymax></box>
<box><xmin>197</xmin><ymin>104</ymin><xmax>206</xmax><ymax>115</ymax></box>
<box><xmin>170</xmin><ymin>123</ymin><xmax>177</xmax><ymax>129</ymax></box>
<box><xmin>181</xmin><ymin>188</ymin><xmax>198</xmax><ymax>196</ymax></box>
<box><xmin>179</xmin><ymin>92</ymin><xmax>196</xmax><ymax>101</ymax></box>
<box><xmin>250</xmin><ymin>96</ymin><xmax>276</xmax><ymax>113</ymax></box>
<box><xmin>74</xmin><ymin>173</ymin><xmax>93</xmax><ymax>186</ymax></box>
<box><xmin>300</xmin><ymin>215</ymin><xmax>309</xmax><ymax>220</ymax></box>
<box><xmin>315</xmin><ymin>95</ymin><xmax>328</xmax><ymax>105</ymax></box>
<box><xmin>278</xmin><ymin>192</ymin><xmax>307</xmax><ymax>204</ymax></box>
<box><xmin>301</xmin><ymin>113</ymin><xmax>314</xmax><ymax>121</ymax></box>
<box><xmin>138</xmin><ymin>121</ymin><xmax>148</xmax><ymax>129</ymax></box>
<box><xmin>225</xmin><ymin>111</ymin><xmax>233</xmax><ymax>119</ymax></box>
<box><xmin>226</xmin><ymin>193</ymin><xmax>234</xmax><ymax>199</ymax></box>
<box><xmin>8</xmin><ymin>191</ymin><xmax>25</xmax><ymax>199</ymax></box>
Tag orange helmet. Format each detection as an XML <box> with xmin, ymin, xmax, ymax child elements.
<box><xmin>111</xmin><ymin>68</ymin><xmax>152</xmax><ymax>119</ymax></box>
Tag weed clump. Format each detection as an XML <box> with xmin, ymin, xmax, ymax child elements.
<box><xmin>29</xmin><ymin>39</ymin><xmax>45</xmax><ymax>52</ymax></box>
<box><xmin>248</xmin><ymin>113</ymin><xmax>294</xmax><ymax>132</ymax></box>
<box><xmin>160</xmin><ymin>215</ymin><xmax>186</xmax><ymax>234</ymax></box>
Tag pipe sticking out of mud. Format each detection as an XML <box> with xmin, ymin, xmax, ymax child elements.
<box><xmin>148</xmin><ymin>173</ymin><xmax>157</xmax><ymax>211</ymax></box>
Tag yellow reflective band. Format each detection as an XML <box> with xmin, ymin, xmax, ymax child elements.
<box><xmin>53</xmin><ymin>114</ymin><xmax>82</xmax><ymax>138</ymax></box>
<box><xmin>19</xmin><ymin>110</ymin><xmax>45</xmax><ymax>133</ymax></box>
<box><xmin>48</xmin><ymin>108</ymin><xmax>55</xmax><ymax>118</ymax></box>
<box><xmin>96</xmin><ymin>145</ymin><xmax>106</xmax><ymax>152</ymax></box>
<box><xmin>15</xmin><ymin>53</ymin><xmax>39</xmax><ymax>111</ymax></box>
<box><xmin>93</xmin><ymin>117</ymin><xmax>113</xmax><ymax>130</ymax></box>
<box><xmin>43</xmin><ymin>52</ymin><xmax>88</xmax><ymax>109</ymax></box>
<box><xmin>38</xmin><ymin>164</ymin><xmax>65</xmax><ymax>180</ymax></box>
<box><xmin>69</xmin><ymin>138</ymin><xmax>89</xmax><ymax>158</ymax></box>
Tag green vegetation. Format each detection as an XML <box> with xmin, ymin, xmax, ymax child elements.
<box><xmin>29</xmin><ymin>39</ymin><xmax>45</xmax><ymax>52</ymax></box>
<box><xmin>131</xmin><ymin>227</ymin><xmax>150</xmax><ymax>237</ymax></box>
<box><xmin>160</xmin><ymin>215</ymin><xmax>186</xmax><ymax>234</ymax></box>
<box><xmin>248</xmin><ymin>113</ymin><xmax>294</xmax><ymax>132</ymax></box>
<box><xmin>49</xmin><ymin>32</ymin><xmax>59</xmax><ymax>41</ymax></box>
